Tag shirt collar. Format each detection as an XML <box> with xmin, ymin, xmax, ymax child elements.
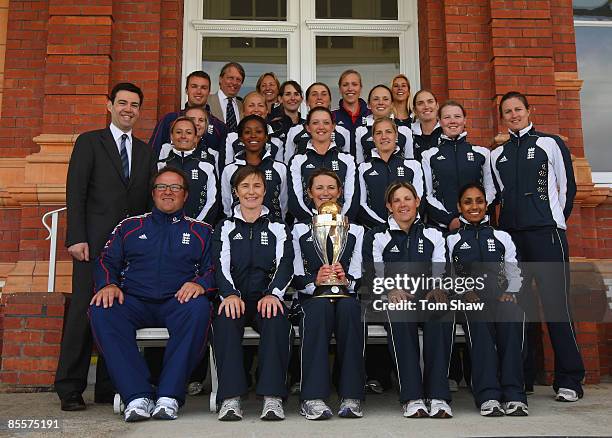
<box><xmin>388</xmin><ymin>214</ymin><xmax>421</xmax><ymax>231</ymax></box>
<box><xmin>410</xmin><ymin>120</ymin><xmax>440</xmax><ymax>136</ymax></box>
<box><xmin>109</xmin><ymin>123</ymin><xmax>132</xmax><ymax>143</ymax></box>
<box><xmin>509</xmin><ymin>123</ymin><xmax>533</xmax><ymax>138</ymax></box>
<box><xmin>371</xmin><ymin>146</ymin><xmax>400</xmax><ymax>159</ymax></box>
<box><xmin>459</xmin><ymin>215</ymin><xmax>490</xmax><ymax>227</ymax></box>
<box><xmin>232</xmin><ymin>205</ymin><xmax>270</xmax><ymax>221</ymax></box>
<box><xmin>306</xmin><ymin>140</ymin><xmax>338</xmax><ymax>153</ymax></box>
<box><xmin>218</xmin><ymin>88</ymin><xmax>231</xmax><ymax>103</ymax></box>
<box><xmin>171</xmin><ymin>147</ymin><xmax>195</xmax><ymax>157</ymax></box>
<box><xmin>440</xmin><ymin>131</ymin><xmax>468</xmax><ymax>142</ymax></box>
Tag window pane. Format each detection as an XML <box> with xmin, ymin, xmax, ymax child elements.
<box><xmin>316</xmin><ymin>36</ymin><xmax>400</xmax><ymax>105</ymax></box>
<box><xmin>204</xmin><ymin>0</ymin><xmax>287</xmax><ymax>21</ymax></box>
<box><xmin>202</xmin><ymin>37</ymin><xmax>287</xmax><ymax>95</ymax></box>
<box><xmin>315</xmin><ymin>0</ymin><xmax>398</xmax><ymax>20</ymax></box>
<box><xmin>575</xmin><ymin>26</ymin><xmax>612</xmax><ymax>171</ymax></box>
<box><xmin>573</xmin><ymin>0</ymin><xmax>612</xmax><ymax>20</ymax></box>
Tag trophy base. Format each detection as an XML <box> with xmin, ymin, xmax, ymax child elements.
<box><xmin>314</xmin><ymin>284</ymin><xmax>351</xmax><ymax>299</ymax></box>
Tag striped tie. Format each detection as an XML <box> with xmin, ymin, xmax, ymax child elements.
<box><xmin>120</xmin><ymin>133</ymin><xmax>130</xmax><ymax>180</ymax></box>
<box><xmin>226</xmin><ymin>97</ymin><xmax>238</xmax><ymax>132</ymax></box>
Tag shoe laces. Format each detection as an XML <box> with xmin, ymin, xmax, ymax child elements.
<box><xmin>481</xmin><ymin>400</ymin><xmax>500</xmax><ymax>410</ymax></box>
<box><xmin>305</xmin><ymin>399</ymin><xmax>329</xmax><ymax>412</ymax></box>
<box><xmin>156</xmin><ymin>397</ymin><xmax>178</xmax><ymax>410</ymax></box>
<box><xmin>223</xmin><ymin>397</ymin><xmax>241</xmax><ymax>411</ymax></box>
<box><xmin>263</xmin><ymin>397</ymin><xmax>283</xmax><ymax>412</ymax></box>
<box><xmin>341</xmin><ymin>398</ymin><xmax>360</xmax><ymax>410</ymax></box>
<box><xmin>128</xmin><ymin>397</ymin><xmax>154</xmax><ymax>412</ymax></box>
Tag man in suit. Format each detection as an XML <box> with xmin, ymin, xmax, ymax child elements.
<box><xmin>56</xmin><ymin>82</ymin><xmax>154</xmax><ymax>411</ymax></box>
<box><xmin>207</xmin><ymin>62</ymin><xmax>245</xmax><ymax>132</ymax></box>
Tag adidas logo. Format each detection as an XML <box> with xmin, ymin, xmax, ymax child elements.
<box><xmin>390</xmin><ymin>245</ymin><xmax>400</xmax><ymax>253</ymax></box>
<box><xmin>366</xmin><ymin>136</ymin><xmax>373</xmax><ymax>142</ymax></box>
<box><xmin>436</xmin><ymin>155</ymin><xmax>446</xmax><ymax>160</ymax></box>
<box><xmin>138</xmin><ymin>234</ymin><xmax>147</xmax><ymax>240</ymax></box>
<box><xmin>233</xmin><ymin>233</ymin><xmax>243</xmax><ymax>240</ymax></box>
<box><xmin>459</xmin><ymin>242</ymin><xmax>471</xmax><ymax>250</ymax></box>
<box><xmin>305</xmin><ymin>163</ymin><xmax>315</xmax><ymax>169</ymax></box>
<box><xmin>499</xmin><ymin>156</ymin><xmax>508</xmax><ymax>163</ymax></box>
<box><xmin>369</xmin><ymin>170</ymin><xmax>379</xmax><ymax>176</ymax></box>
<box><xmin>301</xmin><ymin>132</ymin><xmax>310</xmax><ymax>138</ymax></box>
<box><xmin>306</xmin><ymin>235</ymin><xmax>313</xmax><ymax>242</ymax></box>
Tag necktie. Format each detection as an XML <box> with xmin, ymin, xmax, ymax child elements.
<box><xmin>120</xmin><ymin>133</ymin><xmax>130</xmax><ymax>180</ymax></box>
<box><xmin>226</xmin><ymin>97</ymin><xmax>238</xmax><ymax>132</ymax></box>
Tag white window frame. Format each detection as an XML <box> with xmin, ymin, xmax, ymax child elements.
<box><xmin>574</xmin><ymin>19</ymin><xmax>612</xmax><ymax>187</ymax></box>
<box><xmin>182</xmin><ymin>0</ymin><xmax>420</xmax><ymax>104</ymax></box>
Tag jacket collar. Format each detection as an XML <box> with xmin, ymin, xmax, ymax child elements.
<box><xmin>232</xmin><ymin>205</ymin><xmax>270</xmax><ymax>222</ymax></box>
<box><xmin>459</xmin><ymin>214</ymin><xmax>490</xmax><ymax>229</ymax></box>
<box><xmin>371</xmin><ymin>146</ymin><xmax>401</xmax><ymax>160</ymax></box>
<box><xmin>509</xmin><ymin>123</ymin><xmax>533</xmax><ymax>139</ymax></box>
<box><xmin>388</xmin><ymin>214</ymin><xmax>421</xmax><ymax>231</ymax></box>
<box><xmin>233</xmin><ymin>146</ymin><xmax>273</xmax><ymax>163</ymax></box>
<box><xmin>171</xmin><ymin>146</ymin><xmax>196</xmax><ymax>157</ymax></box>
<box><xmin>152</xmin><ymin>207</ymin><xmax>184</xmax><ymax>224</ymax></box>
<box><xmin>306</xmin><ymin>140</ymin><xmax>338</xmax><ymax>154</ymax></box>
<box><xmin>410</xmin><ymin>120</ymin><xmax>441</xmax><ymax>136</ymax></box>
<box><xmin>439</xmin><ymin>131</ymin><xmax>468</xmax><ymax>143</ymax></box>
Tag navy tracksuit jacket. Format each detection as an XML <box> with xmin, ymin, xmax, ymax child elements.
<box><xmin>283</xmin><ymin>123</ymin><xmax>351</xmax><ymax>164</ymax></box>
<box><xmin>212</xmin><ymin>207</ymin><xmax>294</xmax><ymax>401</ymax></box>
<box><xmin>332</xmin><ymin>98</ymin><xmax>371</xmax><ymax>155</ymax></box>
<box><xmin>354</xmin><ymin>114</ymin><xmax>415</xmax><ymax>164</ymax></box>
<box><xmin>90</xmin><ymin>208</ymin><xmax>216</xmax><ymax>405</ymax></box>
<box><xmin>357</xmin><ymin>149</ymin><xmax>424</xmax><ymax>228</ymax></box>
<box><xmin>220</xmin><ymin>148</ymin><xmax>288</xmax><ymax>222</ymax></box>
<box><xmin>362</xmin><ymin>217</ymin><xmax>453</xmax><ymax>403</ymax></box>
<box><xmin>149</xmin><ymin>107</ymin><xmax>227</xmax><ymax>158</ymax></box>
<box><xmin>411</xmin><ymin>120</ymin><xmax>442</xmax><ymax>162</ymax></box>
<box><xmin>490</xmin><ymin>123</ymin><xmax>584</xmax><ymax>395</ymax></box>
<box><xmin>446</xmin><ymin>216</ymin><xmax>526</xmax><ymax>406</ymax></box>
<box><xmin>291</xmin><ymin>220</ymin><xmax>366</xmax><ymax>401</ymax></box>
<box><xmin>287</xmin><ymin>142</ymin><xmax>358</xmax><ymax>222</ymax></box>
<box><xmin>421</xmin><ymin>132</ymin><xmax>496</xmax><ymax>229</ymax></box>
<box><xmin>157</xmin><ymin>144</ymin><xmax>219</xmax><ymax>224</ymax></box>
<box><xmin>221</xmin><ymin>126</ymin><xmax>284</xmax><ymax>169</ymax></box>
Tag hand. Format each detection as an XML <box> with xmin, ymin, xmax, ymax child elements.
<box><xmin>218</xmin><ymin>294</ymin><xmax>245</xmax><ymax>319</ymax></box>
<box><xmin>464</xmin><ymin>290</ymin><xmax>480</xmax><ymax>303</ymax></box>
<box><xmin>315</xmin><ymin>264</ymin><xmax>334</xmax><ymax>286</ymax></box>
<box><xmin>257</xmin><ymin>295</ymin><xmax>284</xmax><ymax>319</ymax></box>
<box><xmin>175</xmin><ymin>281</ymin><xmax>205</xmax><ymax>304</ymax></box>
<box><xmin>425</xmin><ymin>288</ymin><xmax>448</xmax><ymax>304</ymax></box>
<box><xmin>68</xmin><ymin>242</ymin><xmax>89</xmax><ymax>262</ymax></box>
<box><xmin>90</xmin><ymin>284</ymin><xmax>124</xmax><ymax>308</ymax></box>
<box><xmin>448</xmin><ymin>218</ymin><xmax>461</xmax><ymax>231</ymax></box>
<box><xmin>498</xmin><ymin>293</ymin><xmax>517</xmax><ymax>303</ymax></box>
<box><xmin>388</xmin><ymin>289</ymin><xmax>413</xmax><ymax>303</ymax></box>
<box><xmin>331</xmin><ymin>263</ymin><xmax>348</xmax><ymax>285</ymax></box>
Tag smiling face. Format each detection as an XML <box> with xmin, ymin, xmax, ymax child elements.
<box><xmin>240</xmin><ymin>119</ymin><xmax>267</xmax><ymax>154</ymax></box>
<box><xmin>458</xmin><ymin>187</ymin><xmax>487</xmax><ymax>224</ymax></box>
<box><xmin>152</xmin><ymin>171</ymin><xmax>188</xmax><ymax>214</ymax></box>
<box><xmin>258</xmin><ymin>74</ymin><xmax>279</xmax><ymax>105</ymax></box>
<box><xmin>307</xmin><ymin>174</ymin><xmax>342</xmax><ymax>210</ymax></box>
<box><xmin>107</xmin><ymin>90</ymin><xmax>141</xmax><ymax>132</ymax></box>
<box><xmin>170</xmin><ymin>120</ymin><xmax>197</xmax><ymax>151</ymax></box>
<box><xmin>440</xmin><ymin>104</ymin><xmax>466</xmax><ymax>138</ymax></box>
<box><xmin>369</xmin><ymin>86</ymin><xmax>393</xmax><ymax>118</ymax></box>
<box><xmin>243</xmin><ymin>93</ymin><xmax>268</xmax><ymax>118</ymax></box>
<box><xmin>185</xmin><ymin>107</ymin><xmax>207</xmax><ymax>138</ymax></box>
<box><xmin>236</xmin><ymin>173</ymin><xmax>266</xmax><ymax>210</ymax></box>
<box><xmin>281</xmin><ymin>84</ymin><xmax>303</xmax><ymax>113</ymax></box>
<box><xmin>219</xmin><ymin>66</ymin><xmax>244</xmax><ymax>98</ymax></box>
<box><xmin>307</xmin><ymin>84</ymin><xmax>331</xmax><ymax>109</ymax></box>
<box><xmin>391</xmin><ymin>77</ymin><xmax>410</xmax><ymax>104</ymax></box>
<box><xmin>339</xmin><ymin>73</ymin><xmax>362</xmax><ymax>105</ymax></box>
<box><xmin>386</xmin><ymin>186</ymin><xmax>420</xmax><ymax>225</ymax></box>
<box><xmin>373</xmin><ymin>119</ymin><xmax>398</xmax><ymax>155</ymax></box>
<box><xmin>501</xmin><ymin>97</ymin><xmax>531</xmax><ymax>133</ymax></box>
<box><xmin>186</xmin><ymin>76</ymin><xmax>210</xmax><ymax>107</ymax></box>
<box><xmin>414</xmin><ymin>91</ymin><xmax>439</xmax><ymax>123</ymax></box>
<box><xmin>306</xmin><ymin>109</ymin><xmax>334</xmax><ymax>145</ymax></box>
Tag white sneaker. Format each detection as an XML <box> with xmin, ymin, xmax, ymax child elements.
<box><xmin>555</xmin><ymin>388</ymin><xmax>579</xmax><ymax>402</ymax></box>
<box><xmin>299</xmin><ymin>399</ymin><xmax>333</xmax><ymax>420</ymax></box>
<box><xmin>218</xmin><ymin>397</ymin><xmax>243</xmax><ymax>421</ymax></box>
<box><xmin>480</xmin><ymin>399</ymin><xmax>504</xmax><ymax>417</ymax></box>
<box><xmin>503</xmin><ymin>401</ymin><xmax>528</xmax><ymax>416</ymax></box>
<box><xmin>124</xmin><ymin>397</ymin><xmax>155</xmax><ymax>422</ymax></box>
<box><xmin>152</xmin><ymin>397</ymin><xmax>179</xmax><ymax>420</ymax></box>
<box><xmin>261</xmin><ymin>396</ymin><xmax>285</xmax><ymax>421</ymax></box>
<box><xmin>338</xmin><ymin>398</ymin><xmax>363</xmax><ymax>418</ymax></box>
<box><xmin>402</xmin><ymin>399</ymin><xmax>428</xmax><ymax>418</ymax></box>
<box><xmin>429</xmin><ymin>399</ymin><xmax>453</xmax><ymax>418</ymax></box>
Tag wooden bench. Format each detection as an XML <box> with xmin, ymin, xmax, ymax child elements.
<box><xmin>119</xmin><ymin>324</ymin><xmax>465</xmax><ymax>413</ymax></box>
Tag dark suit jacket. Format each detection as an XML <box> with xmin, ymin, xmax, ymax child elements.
<box><xmin>208</xmin><ymin>93</ymin><xmax>243</xmax><ymax>125</ymax></box>
<box><xmin>66</xmin><ymin>127</ymin><xmax>154</xmax><ymax>257</ymax></box>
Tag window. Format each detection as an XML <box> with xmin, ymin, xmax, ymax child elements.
<box><xmin>573</xmin><ymin>1</ymin><xmax>612</xmax><ymax>174</ymax></box>
<box><xmin>203</xmin><ymin>0</ymin><xmax>287</xmax><ymax>20</ymax></box>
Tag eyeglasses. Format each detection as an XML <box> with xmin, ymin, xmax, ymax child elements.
<box><xmin>153</xmin><ymin>183</ymin><xmax>184</xmax><ymax>192</ymax></box>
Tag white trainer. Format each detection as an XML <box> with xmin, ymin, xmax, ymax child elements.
<box><xmin>261</xmin><ymin>396</ymin><xmax>285</xmax><ymax>421</ymax></box>
<box><xmin>555</xmin><ymin>388</ymin><xmax>579</xmax><ymax>402</ymax></box>
<box><xmin>124</xmin><ymin>397</ymin><xmax>155</xmax><ymax>422</ymax></box>
<box><xmin>152</xmin><ymin>397</ymin><xmax>179</xmax><ymax>420</ymax></box>
<box><xmin>480</xmin><ymin>399</ymin><xmax>504</xmax><ymax>417</ymax></box>
<box><xmin>429</xmin><ymin>399</ymin><xmax>453</xmax><ymax>418</ymax></box>
<box><xmin>218</xmin><ymin>397</ymin><xmax>243</xmax><ymax>421</ymax></box>
<box><xmin>402</xmin><ymin>399</ymin><xmax>428</xmax><ymax>418</ymax></box>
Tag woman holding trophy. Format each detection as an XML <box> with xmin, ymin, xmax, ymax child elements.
<box><xmin>212</xmin><ymin>166</ymin><xmax>294</xmax><ymax>422</ymax></box>
<box><xmin>362</xmin><ymin>182</ymin><xmax>453</xmax><ymax>418</ymax></box>
<box><xmin>292</xmin><ymin>168</ymin><xmax>365</xmax><ymax>420</ymax></box>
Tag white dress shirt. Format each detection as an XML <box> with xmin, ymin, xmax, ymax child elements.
<box><xmin>109</xmin><ymin>123</ymin><xmax>132</xmax><ymax>174</ymax></box>
<box><xmin>217</xmin><ymin>88</ymin><xmax>241</xmax><ymax>124</ymax></box>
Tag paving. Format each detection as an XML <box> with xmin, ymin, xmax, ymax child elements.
<box><xmin>1</xmin><ymin>383</ymin><xmax>612</xmax><ymax>437</ymax></box>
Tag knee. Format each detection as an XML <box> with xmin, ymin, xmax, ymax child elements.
<box><xmin>180</xmin><ymin>296</ymin><xmax>211</xmax><ymax>327</ymax></box>
<box><xmin>89</xmin><ymin>304</ymin><xmax>116</xmax><ymax>327</ymax></box>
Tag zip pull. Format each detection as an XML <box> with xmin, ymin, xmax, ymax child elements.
<box><xmin>249</xmin><ymin>225</ymin><xmax>253</xmax><ymax>240</ymax></box>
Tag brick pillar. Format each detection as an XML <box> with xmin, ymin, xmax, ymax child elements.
<box><xmin>418</xmin><ymin>0</ymin><xmax>448</xmax><ymax>100</ymax></box>
<box><xmin>0</xmin><ymin>293</ymin><xmax>66</xmax><ymax>391</ymax></box>
<box><xmin>442</xmin><ymin>0</ymin><xmax>494</xmax><ymax>147</ymax></box>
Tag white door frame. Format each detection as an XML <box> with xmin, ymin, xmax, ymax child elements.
<box><xmin>182</xmin><ymin>0</ymin><xmax>420</xmax><ymax>106</ymax></box>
